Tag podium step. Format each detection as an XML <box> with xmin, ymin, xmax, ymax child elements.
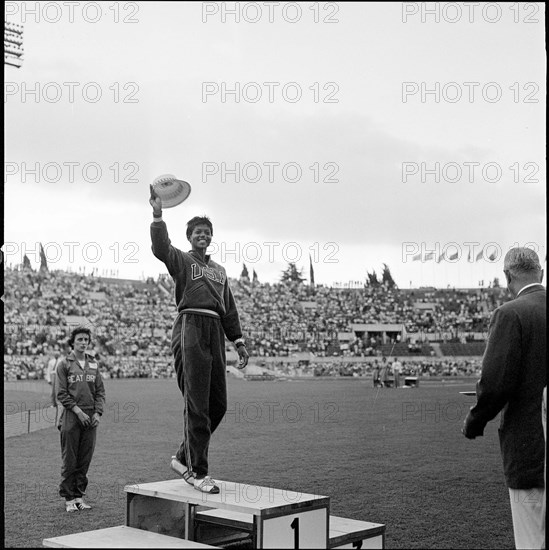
<box><xmin>126</xmin><ymin>478</ymin><xmax>330</xmax><ymax>548</ymax></box>
<box><xmin>329</xmin><ymin>515</ymin><xmax>385</xmax><ymax>548</ymax></box>
<box><xmin>42</xmin><ymin>525</ymin><xmax>217</xmax><ymax>548</ymax></box>
<box><xmin>125</xmin><ymin>478</ymin><xmax>328</xmax><ymax>516</ymax></box>
<box><xmin>197</xmin><ymin>508</ymin><xmax>254</xmax><ymax>530</ymax></box>
<box><xmin>194</xmin><ymin>509</ymin><xmax>385</xmax><ymax>548</ymax></box>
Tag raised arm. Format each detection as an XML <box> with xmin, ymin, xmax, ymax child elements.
<box><xmin>149</xmin><ymin>185</ymin><xmax>185</xmax><ymax>277</ymax></box>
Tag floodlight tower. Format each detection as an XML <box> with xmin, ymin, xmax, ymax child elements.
<box><xmin>4</xmin><ymin>20</ymin><xmax>24</xmax><ymax>68</ymax></box>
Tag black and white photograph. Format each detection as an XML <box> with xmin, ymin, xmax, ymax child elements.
<box><xmin>4</xmin><ymin>2</ymin><xmax>546</xmax><ymax>548</ymax></box>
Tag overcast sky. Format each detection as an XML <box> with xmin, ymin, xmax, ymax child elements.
<box><xmin>4</xmin><ymin>2</ymin><xmax>546</xmax><ymax>288</ymax></box>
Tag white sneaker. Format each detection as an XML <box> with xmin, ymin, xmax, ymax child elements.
<box><xmin>194</xmin><ymin>476</ymin><xmax>220</xmax><ymax>494</ymax></box>
<box><xmin>65</xmin><ymin>499</ymin><xmax>78</xmax><ymax>513</ymax></box>
<box><xmin>75</xmin><ymin>497</ymin><xmax>92</xmax><ymax>510</ymax></box>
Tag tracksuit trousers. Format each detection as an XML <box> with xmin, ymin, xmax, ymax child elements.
<box><xmin>58</xmin><ymin>409</ymin><xmax>97</xmax><ymax>500</ymax></box>
<box><xmin>171</xmin><ymin>311</ymin><xmax>227</xmax><ymax>477</ymax></box>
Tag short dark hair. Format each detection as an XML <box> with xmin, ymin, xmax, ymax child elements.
<box><xmin>68</xmin><ymin>326</ymin><xmax>92</xmax><ymax>348</ymax></box>
<box><xmin>504</xmin><ymin>247</ymin><xmax>542</xmax><ymax>276</ymax></box>
<box><xmin>186</xmin><ymin>216</ymin><xmax>213</xmax><ymax>240</ymax></box>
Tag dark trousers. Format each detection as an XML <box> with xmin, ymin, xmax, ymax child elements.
<box><xmin>58</xmin><ymin>409</ymin><xmax>97</xmax><ymax>500</ymax></box>
<box><xmin>171</xmin><ymin>312</ymin><xmax>227</xmax><ymax>477</ymax></box>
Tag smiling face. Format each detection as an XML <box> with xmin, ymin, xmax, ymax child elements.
<box><xmin>188</xmin><ymin>223</ymin><xmax>212</xmax><ymax>252</ymax></box>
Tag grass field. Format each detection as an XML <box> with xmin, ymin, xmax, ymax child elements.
<box><xmin>4</xmin><ymin>388</ymin><xmax>54</xmax><ymax>413</ymax></box>
<box><xmin>4</xmin><ymin>377</ymin><xmax>514</xmax><ymax>548</ymax></box>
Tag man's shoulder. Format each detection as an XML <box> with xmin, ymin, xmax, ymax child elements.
<box><xmin>492</xmin><ymin>300</ymin><xmax>521</xmax><ymax>322</ymax></box>
<box><xmin>518</xmin><ymin>285</ymin><xmax>545</xmax><ymax>301</ymax></box>
<box><xmin>501</xmin><ymin>285</ymin><xmax>545</xmax><ymax>307</ymax></box>
<box><xmin>495</xmin><ymin>287</ymin><xmax>545</xmax><ymax>319</ymax></box>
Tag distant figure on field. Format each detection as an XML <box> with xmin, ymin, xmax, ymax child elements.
<box><xmin>372</xmin><ymin>361</ymin><xmax>381</xmax><ymax>388</ymax></box>
<box><xmin>392</xmin><ymin>358</ymin><xmax>402</xmax><ymax>388</ymax></box>
<box><xmin>379</xmin><ymin>357</ymin><xmax>390</xmax><ymax>388</ymax></box>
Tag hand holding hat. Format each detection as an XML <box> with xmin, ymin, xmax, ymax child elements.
<box><xmin>150</xmin><ymin>174</ymin><xmax>192</xmax><ymax>209</ymax></box>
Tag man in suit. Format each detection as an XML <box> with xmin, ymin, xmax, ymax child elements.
<box><xmin>463</xmin><ymin>247</ymin><xmax>546</xmax><ymax>549</ymax></box>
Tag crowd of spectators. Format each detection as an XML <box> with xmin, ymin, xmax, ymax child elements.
<box><xmin>268</xmin><ymin>358</ymin><xmax>481</xmax><ymax>378</ymax></box>
<box><xmin>230</xmin><ymin>277</ymin><xmax>508</xmax><ymax>356</ymax></box>
<box><xmin>4</xmin><ymin>267</ymin><xmax>508</xmax><ymax>381</ymax></box>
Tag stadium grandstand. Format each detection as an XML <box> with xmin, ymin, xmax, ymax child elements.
<box><xmin>4</xmin><ymin>266</ymin><xmax>511</xmax><ymax>382</ymax></box>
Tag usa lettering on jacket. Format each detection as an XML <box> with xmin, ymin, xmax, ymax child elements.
<box><xmin>191</xmin><ymin>263</ymin><xmax>226</xmax><ymax>284</ymax></box>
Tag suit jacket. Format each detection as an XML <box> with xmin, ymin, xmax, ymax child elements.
<box><xmin>463</xmin><ymin>284</ymin><xmax>546</xmax><ymax>489</ymax></box>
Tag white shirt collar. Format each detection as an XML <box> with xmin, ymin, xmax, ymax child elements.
<box><xmin>516</xmin><ymin>283</ymin><xmax>542</xmax><ymax>297</ymax></box>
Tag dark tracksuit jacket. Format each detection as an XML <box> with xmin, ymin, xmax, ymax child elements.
<box><xmin>151</xmin><ymin>220</ymin><xmax>243</xmax><ymax>476</ymax></box>
<box><xmin>56</xmin><ymin>351</ymin><xmax>106</xmax><ymax>500</ymax></box>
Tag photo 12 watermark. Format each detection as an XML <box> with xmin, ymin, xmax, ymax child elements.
<box><xmin>401</xmin><ymin>3</ymin><xmax>540</xmax><ymax>24</ymax></box>
<box><xmin>2</xmin><ymin>241</ymin><xmax>141</xmax><ymax>266</ymax></box>
<box><xmin>223</xmin><ymin>401</ymin><xmax>340</xmax><ymax>424</ymax></box>
<box><xmin>402</xmin><ymin>400</ymin><xmax>469</xmax><ymax>423</ymax></box>
<box><xmin>4</xmin><ymin>401</ymin><xmax>139</xmax><ymax>425</ymax></box>
<box><xmin>201</xmin><ymin>81</ymin><xmax>339</xmax><ymax>103</ymax></box>
<box><xmin>401</xmin><ymin>81</ymin><xmax>539</xmax><ymax>104</ymax></box>
<box><xmin>401</xmin><ymin>242</ymin><xmax>543</xmax><ymax>264</ymax></box>
<box><xmin>201</xmin><ymin>2</ymin><xmax>340</xmax><ymax>23</ymax></box>
<box><xmin>401</xmin><ymin>162</ymin><xmax>540</xmax><ymax>184</ymax></box>
<box><xmin>5</xmin><ymin>161</ymin><xmax>140</xmax><ymax>184</ymax></box>
<box><xmin>206</xmin><ymin>241</ymin><xmax>340</xmax><ymax>265</ymax></box>
<box><xmin>4</xmin><ymin>320</ymin><xmax>142</xmax><ymax>345</ymax></box>
<box><xmin>5</xmin><ymin>478</ymin><xmax>142</xmax><ymax>505</ymax></box>
<box><xmin>5</xmin><ymin>2</ymin><xmax>140</xmax><ymax>23</ymax></box>
<box><xmin>240</xmin><ymin>326</ymin><xmax>341</xmax><ymax>342</ymax></box>
<box><xmin>4</xmin><ymin>81</ymin><xmax>140</xmax><ymax>104</ymax></box>
<box><xmin>202</xmin><ymin>161</ymin><xmax>339</xmax><ymax>184</ymax></box>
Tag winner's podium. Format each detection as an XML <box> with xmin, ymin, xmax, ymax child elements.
<box><xmin>43</xmin><ymin>477</ymin><xmax>385</xmax><ymax>548</ymax></box>
<box><xmin>125</xmin><ymin>478</ymin><xmax>385</xmax><ymax>549</ymax></box>
<box><xmin>126</xmin><ymin>478</ymin><xmax>330</xmax><ymax>548</ymax></box>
